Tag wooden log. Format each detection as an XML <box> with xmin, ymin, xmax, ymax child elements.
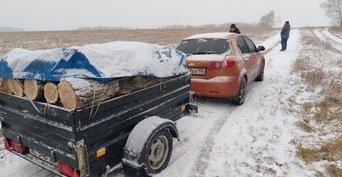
<box><xmin>58</xmin><ymin>78</ymin><xmax>119</xmax><ymax>110</ymax></box>
<box><xmin>0</xmin><ymin>79</ymin><xmax>12</xmax><ymax>93</ymax></box>
<box><xmin>24</xmin><ymin>79</ymin><xmax>44</xmax><ymax>101</ymax></box>
<box><xmin>118</xmin><ymin>76</ymin><xmax>168</xmax><ymax>95</ymax></box>
<box><xmin>7</xmin><ymin>79</ymin><xmax>24</xmax><ymax>97</ymax></box>
<box><xmin>44</xmin><ymin>82</ymin><xmax>59</xmax><ymax>104</ymax></box>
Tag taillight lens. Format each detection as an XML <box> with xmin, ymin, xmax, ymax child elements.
<box><xmin>226</xmin><ymin>60</ymin><xmax>236</xmax><ymax>67</ymax></box>
<box><xmin>10</xmin><ymin>141</ymin><xmax>26</xmax><ymax>153</ymax></box>
<box><xmin>209</xmin><ymin>60</ymin><xmax>235</xmax><ymax>70</ymax></box>
<box><xmin>3</xmin><ymin>137</ymin><xmax>27</xmax><ymax>153</ymax></box>
<box><xmin>58</xmin><ymin>162</ymin><xmax>79</xmax><ymax>177</ymax></box>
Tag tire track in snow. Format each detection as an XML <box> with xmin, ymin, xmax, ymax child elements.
<box><xmin>259</xmin><ymin>31</ymin><xmax>281</xmax><ymax>54</ymax></box>
<box><xmin>313</xmin><ymin>28</ymin><xmax>342</xmax><ymax>51</ymax></box>
<box><xmin>188</xmin><ymin>100</ymin><xmax>236</xmax><ymax>177</ymax></box>
<box><xmin>154</xmin><ymin>98</ymin><xmax>236</xmax><ymax>177</ymax></box>
<box><xmin>321</xmin><ymin>28</ymin><xmax>342</xmax><ymax>44</ymax></box>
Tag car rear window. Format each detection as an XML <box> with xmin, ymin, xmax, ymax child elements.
<box><xmin>176</xmin><ymin>39</ymin><xmax>230</xmax><ymax>56</ymax></box>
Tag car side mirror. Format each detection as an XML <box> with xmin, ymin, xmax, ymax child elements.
<box><xmin>257</xmin><ymin>45</ymin><xmax>265</xmax><ymax>51</ymax></box>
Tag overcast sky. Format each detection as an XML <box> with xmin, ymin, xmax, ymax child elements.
<box><xmin>1</xmin><ymin>0</ymin><xmax>331</xmax><ymax>31</ymax></box>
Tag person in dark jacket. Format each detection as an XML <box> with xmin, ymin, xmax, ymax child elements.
<box><xmin>280</xmin><ymin>21</ymin><xmax>290</xmax><ymax>51</ymax></box>
<box><xmin>229</xmin><ymin>24</ymin><xmax>241</xmax><ymax>34</ymax></box>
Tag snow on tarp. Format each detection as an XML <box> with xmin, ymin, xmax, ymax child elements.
<box><xmin>0</xmin><ymin>41</ymin><xmax>188</xmax><ymax>82</ymax></box>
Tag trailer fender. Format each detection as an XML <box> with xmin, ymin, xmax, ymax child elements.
<box><xmin>122</xmin><ymin>116</ymin><xmax>178</xmax><ymax>176</ymax></box>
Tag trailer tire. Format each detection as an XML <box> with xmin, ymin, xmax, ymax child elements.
<box><xmin>142</xmin><ymin>129</ymin><xmax>172</xmax><ymax>176</ymax></box>
<box><xmin>122</xmin><ymin>116</ymin><xmax>178</xmax><ymax>177</ymax></box>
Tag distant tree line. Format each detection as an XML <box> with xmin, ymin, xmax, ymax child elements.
<box><xmin>0</xmin><ymin>27</ymin><xmax>24</xmax><ymax>32</ymax></box>
<box><xmin>160</xmin><ymin>22</ymin><xmax>258</xmax><ymax>29</ymax></box>
<box><xmin>321</xmin><ymin>0</ymin><xmax>342</xmax><ymax>27</ymax></box>
<box><xmin>161</xmin><ymin>11</ymin><xmax>280</xmax><ymax>29</ymax></box>
<box><xmin>77</xmin><ymin>11</ymin><xmax>280</xmax><ymax>31</ymax></box>
<box><xmin>77</xmin><ymin>20</ymin><xmax>277</xmax><ymax>31</ymax></box>
<box><xmin>258</xmin><ymin>11</ymin><xmax>280</xmax><ymax>28</ymax></box>
<box><xmin>77</xmin><ymin>26</ymin><xmax>133</xmax><ymax>30</ymax></box>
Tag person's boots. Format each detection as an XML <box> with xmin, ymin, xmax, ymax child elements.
<box><xmin>280</xmin><ymin>45</ymin><xmax>284</xmax><ymax>51</ymax></box>
<box><xmin>284</xmin><ymin>45</ymin><xmax>287</xmax><ymax>51</ymax></box>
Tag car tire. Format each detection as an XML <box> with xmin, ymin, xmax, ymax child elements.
<box><xmin>141</xmin><ymin>129</ymin><xmax>173</xmax><ymax>176</ymax></box>
<box><xmin>255</xmin><ymin>61</ymin><xmax>265</xmax><ymax>81</ymax></box>
<box><xmin>232</xmin><ymin>77</ymin><xmax>246</xmax><ymax>105</ymax></box>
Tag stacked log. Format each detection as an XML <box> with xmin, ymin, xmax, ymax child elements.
<box><xmin>24</xmin><ymin>80</ymin><xmax>44</xmax><ymax>101</ymax></box>
<box><xmin>7</xmin><ymin>79</ymin><xmax>24</xmax><ymax>97</ymax></box>
<box><xmin>44</xmin><ymin>82</ymin><xmax>59</xmax><ymax>104</ymax></box>
<box><xmin>0</xmin><ymin>79</ymin><xmax>12</xmax><ymax>94</ymax></box>
<box><xmin>58</xmin><ymin>78</ymin><xmax>120</xmax><ymax>110</ymax></box>
<box><xmin>0</xmin><ymin>76</ymin><xmax>170</xmax><ymax>110</ymax></box>
<box><xmin>118</xmin><ymin>76</ymin><xmax>168</xmax><ymax>95</ymax></box>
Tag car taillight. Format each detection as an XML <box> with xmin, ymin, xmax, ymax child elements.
<box><xmin>3</xmin><ymin>137</ymin><xmax>11</xmax><ymax>150</ymax></box>
<box><xmin>58</xmin><ymin>162</ymin><xmax>79</xmax><ymax>177</ymax></box>
<box><xmin>209</xmin><ymin>61</ymin><xmax>223</xmax><ymax>70</ymax></box>
<box><xmin>226</xmin><ymin>60</ymin><xmax>236</xmax><ymax>67</ymax></box>
<box><xmin>209</xmin><ymin>60</ymin><xmax>235</xmax><ymax>70</ymax></box>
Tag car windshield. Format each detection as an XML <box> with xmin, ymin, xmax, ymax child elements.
<box><xmin>176</xmin><ymin>39</ymin><xmax>230</xmax><ymax>56</ymax></box>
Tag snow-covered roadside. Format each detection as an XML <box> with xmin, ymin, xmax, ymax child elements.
<box><xmin>290</xmin><ymin>28</ymin><xmax>342</xmax><ymax>176</ymax></box>
<box><xmin>322</xmin><ymin>28</ymin><xmax>342</xmax><ymax>44</ymax></box>
<box><xmin>314</xmin><ymin>28</ymin><xmax>342</xmax><ymax>52</ymax></box>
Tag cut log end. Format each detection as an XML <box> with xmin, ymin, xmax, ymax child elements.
<box><xmin>24</xmin><ymin>79</ymin><xmax>44</xmax><ymax>101</ymax></box>
<box><xmin>58</xmin><ymin>80</ymin><xmax>77</xmax><ymax>110</ymax></box>
<box><xmin>0</xmin><ymin>79</ymin><xmax>12</xmax><ymax>93</ymax></box>
<box><xmin>7</xmin><ymin>79</ymin><xmax>24</xmax><ymax>97</ymax></box>
<box><xmin>44</xmin><ymin>82</ymin><xmax>59</xmax><ymax>104</ymax></box>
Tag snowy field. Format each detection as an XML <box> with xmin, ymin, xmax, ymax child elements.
<box><xmin>0</xmin><ymin>27</ymin><xmax>341</xmax><ymax>177</ymax></box>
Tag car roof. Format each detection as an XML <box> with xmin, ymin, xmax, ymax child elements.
<box><xmin>183</xmin><ymin>32</ymin><xmax>236</xmax><ymax>40</ymax></box>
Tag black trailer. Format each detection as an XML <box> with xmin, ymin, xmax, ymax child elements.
<box><xmin>0</xmin><ymin>73</ymin><xmax>197</xmax><ymax>177</ymax></box>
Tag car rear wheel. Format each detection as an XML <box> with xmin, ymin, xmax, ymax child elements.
<box><xmin>255</xmin><ymin>61</ymin><xmax>265</xmax><ymax>81</ymax></box>
<box><xmin>232</xmin><ymin>77</ymin><xmax>246</xmax><ymax>105</ymax></box>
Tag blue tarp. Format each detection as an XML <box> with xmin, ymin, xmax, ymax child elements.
<box><xmin>0</xmin><ymin>41</ymin><xmax>187</xmax><ymax>82</ymax></box>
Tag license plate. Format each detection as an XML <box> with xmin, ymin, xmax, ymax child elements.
<box><xmin>189</xmin><ymin>68</ymin><xmax>205</xmax><ymax>75</ymax></box>
<box><xmin>30</xmin><ymin>149</ymin><xmax>56</xmax><ymax>164</ymax></box>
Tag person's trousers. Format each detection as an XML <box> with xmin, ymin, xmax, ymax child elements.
<box><xmin>281</xmin><ymin>38</ymin><xmax>288</xmax><ymax>50</ymax></box>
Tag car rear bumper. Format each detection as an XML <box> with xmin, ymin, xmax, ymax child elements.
<box><xmin>190</xmin><ymin>76</ymin><xmax>239</xmax><ymax>97</ymax></box>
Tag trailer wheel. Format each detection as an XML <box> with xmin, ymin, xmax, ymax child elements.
<box><xmin>122</xmin><ymin>116</ymin><xmax>178</xmax><ymax>177</ymax></box>
<box><xmin>142</xmin><ymin>129</ymin><xmax>172</xmax><ymax>175</ymax></box>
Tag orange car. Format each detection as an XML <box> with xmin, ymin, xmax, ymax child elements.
<box><xmin>176</xmin><ymin>32</ymin><xmax>265</xmax><ymax>105</ymax></box>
